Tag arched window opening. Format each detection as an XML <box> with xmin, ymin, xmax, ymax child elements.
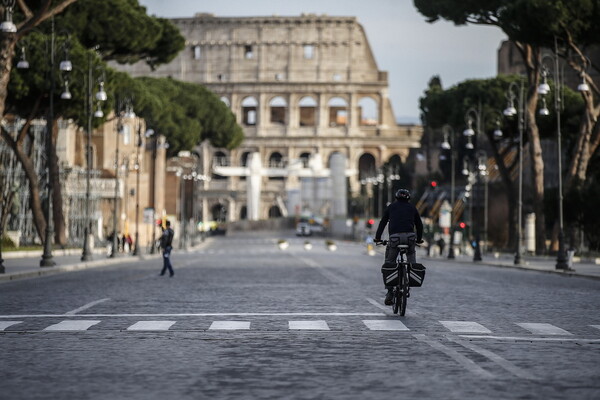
<box><xmin>299</xmin><ymin>152</ymin><xmax>311</xmax><ymax>168</ymax></box>
<box><xmin>269</xmin><ymin>205</ymin><xmax>282</xmax><ymax>218</ymax></box>
<box><xmin>240</xmin><ymin>151</ymin><xmax>251</xmax><ymax>180</ymax></box>
<box><xmin>240</xmin><ymin>206</ymin><xmax>247</xmax><ymax>220</ymax></box>
<box><xmin>269</xmin><ymin>96</ymin><xmax>287</xmax><ymax>125</ymax></box>
<box><xmin>269</xmin><ymin>152</ymin><xmax>284</xmax><ymax>180</ymax></box>
<box><xmin>358</xmin><ymin>153</ymin><xmax>376</xmax><ymax>181</ymax></box>
<box><xmin>212</xmin><ymin>151</ymin><xmax>227</xmax><ymax>180</ymax></box>
<box><xmin>358</xmin><ymin>97</ymin><xmax>379</xmax><ymax>126</ymax></box>
<box><xmin>328</xmin><ymin>97</ymin><xmax>348</xmax><ymax>127</ymax></box>
<box><xmin>299</xmin><ymin>96</ymin><xmax>317</xmax><ymax>127</ymax></box>
<box><xmin>211</xmin><ymin>203</ymin><xmax>227</xmax><ymax>223</ymax></box>
<box><xmin>242</xmin><ymin>96</ymin><xmax>258</xmax><ymax>126</ymax></box>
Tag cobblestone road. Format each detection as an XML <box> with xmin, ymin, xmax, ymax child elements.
<box><xmin>1</xmin><ymin>231</ymin><xmax>599</xmax><ymax>399</ymax></box>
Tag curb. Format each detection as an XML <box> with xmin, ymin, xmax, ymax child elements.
<box><xmin>0</xmin><ymin>238</ymin><xmax>213</xmax><ymax>283</ymax></box>
<box><xmin>423</xmin><ymin>255</ymin><xmax>600</xmax><ymax>281</ymax></box>
<box><xmin>0</xmin><ymin>255</ymin><xmax>153</xmax><ymax>283</ymax></box>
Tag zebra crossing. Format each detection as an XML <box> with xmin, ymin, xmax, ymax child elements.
<box><xmin>1</xmin><ymin>318</ymin><xmax>599</xmax><ymax>336</ymax></box>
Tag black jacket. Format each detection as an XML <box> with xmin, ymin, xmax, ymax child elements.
<box><xmin>160</xmin><ymin>227</ymin><xmax>174</xmax><ymax>248</ymax></box>
<box><xmin>375</xmin><ymin>200</ymin><xmax>423</xmax><ymax>241</ymax></box>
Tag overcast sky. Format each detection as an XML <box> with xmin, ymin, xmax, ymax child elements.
<box><xmin>139</xmin><ymin>0</ymin><xmax>507</xmax><ymax>124</ymax></box>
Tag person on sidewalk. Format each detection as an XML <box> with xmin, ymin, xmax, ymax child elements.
<box><xmin>159</xmin><ymin>220</ymin><xmax>175</xmax><ymax>277</ymax></box>
<box><xmin>374</xmin><ymin>188</ymin><xmax>424</xmax><ymax>305</ymax></box>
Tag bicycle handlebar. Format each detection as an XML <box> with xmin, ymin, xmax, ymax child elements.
<box><xmin>375</xmin><ymin>240</ymin><xmax>422</xmax><ymax>247</ymax></box>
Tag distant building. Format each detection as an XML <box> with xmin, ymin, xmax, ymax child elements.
<box><xmin>115</xmin><ymin>13</ymin><xmax>422</xmax><ymax>222</ymax></box>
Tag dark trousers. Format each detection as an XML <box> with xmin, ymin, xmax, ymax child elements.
<box><xmin>161</xmin><ymin>246</ymin><xmax>174</xmax><ymax>276</ymax></box>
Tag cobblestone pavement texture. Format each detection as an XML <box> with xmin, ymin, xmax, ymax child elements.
<box><xmin>1</xmin><ymin>230</ymin><xmax>599</xmax><ymax>399</ymax></box>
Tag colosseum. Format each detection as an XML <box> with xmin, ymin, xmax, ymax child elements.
<box><xmin>116</xmin><ymin>12</ymin><xmax>422</xmax><ymax>223</ymax></box>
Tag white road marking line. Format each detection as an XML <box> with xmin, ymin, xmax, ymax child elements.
<box><xmin>363</xmin><ymin>320</ymin><xmax>409</xmax><ymax>331</ymax></box>
<box><xmin>289</xmin><ymin>320</ymin><xmax>330</xmax><ymax>330</ymax></box>
<box><xmin>127</xmin><ymin>321</ymin><xmax>176</xmax><ymax>331</ymax></box>
<box><xmin>516</xmin><ymin>323</ymin><xmax>572</xmax><ymax>335</ymax></box>
<box><xmin>209</xmin><ymin>321</ymin><xmax>251</xmax><ymax>330</ymax></box>
<box><xmin>459</xmin><ymin>335</ymin><xmax>600</xmax><ymax>343</ymax></box>
<box><xmin>43</xmin><ymin>320</ymin><xmax>101</xmax><ymax>331</ymax></box>
<box><xmin>0</xmin><ymin>312</ymin><xmax>384</xmax><ymax>318</ymax></box>
<box><xmin>65</xmin><ymin>298</ymin><xmax>110</xmax><ymax>315</ymax></box>
<box><xmin>0</xmin><ymin>321</ymin><xmax>22</xmax><ymax>330</ymax></box>
<box><xmin>449</xmin><ymin>338</ymin><xmax>538</xmax><ymax>380</ymax></box>
<box><xmin>440</xmin><ymin>321</ymin><xmax>492</xmax><ymax>334</ymax></box>
<box><xmin>591</xmin><ymin>325</ymin><xmax>600</xmax><ymax>331</ymax></box>
<box><xmin>413</xmin><ymin>334</ymin><xmax>494</xmax><ymax>379</ymax></box>
<box><xmin>366</xmin><ymin>297</ymin><xmax>388</xmax><ymax>311</ymax></box>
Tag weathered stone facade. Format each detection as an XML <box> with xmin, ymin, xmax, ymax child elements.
<box><xmin>116</xmin><ymin>13</ymin><xmax>422</xmax><ymax>222</ymax></box>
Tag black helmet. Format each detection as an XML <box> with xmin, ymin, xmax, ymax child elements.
<box><xmin>395</xmin><ymin>188</ymin><xmax>411</xmax><ymax>200</ymax></box>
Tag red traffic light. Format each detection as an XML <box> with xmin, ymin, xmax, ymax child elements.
<box><xmin>459</xmin><ymin>222</ymin><xmax>466</xmax><ymax>229</ymax></box>
<box><xmin>430</xmin><ymin>181</ymin><xmax>438</xmax><ymax>188</ymax></box>
<box><xmin>368</xmin><ymin>219</ymin><xmax>375</xmax><ymax>225</ymax></box>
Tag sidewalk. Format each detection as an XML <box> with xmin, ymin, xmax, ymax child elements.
<box><xmin>0</xmin><ymin>240</ymin><xmax>210</xmax><ymax>283</ymax></box>
<box><xmin>424</xmin><ymin>251</ymin><xmax>600</xmax><ymax>280</ymax></box>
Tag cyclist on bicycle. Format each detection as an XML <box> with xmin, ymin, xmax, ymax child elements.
<box><xmin>374</xmin><ymin>188</ymin><xmax>424</xmax><ymax>305</ymax></box>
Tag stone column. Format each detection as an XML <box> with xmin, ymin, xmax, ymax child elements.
<box><xmin>330</xmin><ymin>152</ymin><xmax>349</xmax><ymax>236</ymax></box>
<box><xmin>247</xmin><ymin>152</ymin><xmax>262</xmax><ymax>221</ymax></box>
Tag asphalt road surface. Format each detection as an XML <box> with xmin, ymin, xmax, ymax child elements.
<box><xmin>1</xmin><ymin>231</ymin><xmax>599</xmax><ymax>399</ymax></box>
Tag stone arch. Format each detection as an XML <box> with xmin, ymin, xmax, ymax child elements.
<box><xmin>240</xmin><ymin>205</ymin><xmax>247</xmax><ymax>220</ymax></box>
<box><xmin>269</xmin><ymin>151</ymin><xmax>284</xmax><ymax>180</ymax></box>
<box><xmin>299</xmin><ymin>96</ymin><xmax>317</xmax><ymax>127</ymax></box>
<box><xmin>328</xmin><ymin>97</ymin><xmax>348</xmax><ymax>127</ymax></box>
<box><xmin>358</xmin><ymin>96</ymin><xmax>379</xmax><ymax>126</ymax></box>
<box><xmin>269</xmin><ymin>96</ymin><xmax>287</xmax><ymax>125</ymax></box>
<box><xmin>241</xmin><ymin>96</ymin><xmax>258</xmax><ymax>126</ymax></box>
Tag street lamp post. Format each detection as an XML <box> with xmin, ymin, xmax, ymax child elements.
<box><xmin>132</xmin><ymin>123</ymin><xmax>142</xmax><ymax>256</ymax></box>
<box><xmin>81</xmin><ymin>51</ymin><xmax>107</xmax><ymax>261</ymax></box>
<box><xmin>537</xmin><ymin>44</ymin><xmax>578</xmax><ymax>270</ymax></box>
<box><xmin>36</xmin><ymin>19</ymin><xmax>72</xmax><ymax>267</ymax></box>
<box><xmin>463</xmin><ymin>107</ymin><xmax>483</xmax><ymax>262</ymax></box>
<box><xmin>441</xmin><ymin>124</ymin><xmax>456</xmax><ymax>259</ymax></box>
<box><xmin>503</xmin><ymin>80</ymin><xmax>525</xmax><ymax>265</ymax></box>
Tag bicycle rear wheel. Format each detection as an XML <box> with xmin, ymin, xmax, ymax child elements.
<box><xmin>398</xmin><ymin>264</ymin><xmax>408</xmax><ymax>316</ymax></box>
<box><xmin>392</xmin><ymin>287</ymin><xmax>399</xmax><ymax>314</ymax></box>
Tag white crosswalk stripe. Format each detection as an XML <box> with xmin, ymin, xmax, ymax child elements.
<box><xmin>0</xmin><ymin>321</ymin><xmax>22</xmax><ymax>331</ymax></box>
<box><xmin>43</xmin><ymin>320</ymin><xmax>101</xmax><ymax>331</ymax></box>
<box><xmin>289</xmin><ymin>320</ymin><xmax>330</xmax><ymax>330</ymax></box>
<box><xmin>2</xmin><ymin>317</ymin><xmax>599</xmax><ymax>335</ymax></box>
<box><xmin>516</xmin><ymin>323</ymin><xmax>573</xmax><ymax>335</ymax></box>
<box><xmin>363</xmin><ymin>320</ymin><xmax>409</xmax><ymax>331</ymax></box>
<box><xmin>127</xmin><ymin>321</ymin><xmax>176</xmax><ymax>331</ymax></box>
<box><xmin>440</xmin><ymin>321</ymin><xmax>492</xmax><ymax>334</ymax></box>
<box><xmin>209</xmin><ymin>321</ymin><xmax>251</xmax><ymax>330</ymax></box>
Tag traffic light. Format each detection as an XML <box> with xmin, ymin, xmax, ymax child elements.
<box><xmin>366</xmin><ymin>218</ymin><xmax>375</xmax><ymax>229</ymax></box>
<box><xmin>458</xmin><ymin>222</ymin><xmax>466</xmax><ymax>229</ymax></box>
<box><xmin>430</xmin><ymin>180</ymin><xmax>438</xmax><ymax>188</ymax></box>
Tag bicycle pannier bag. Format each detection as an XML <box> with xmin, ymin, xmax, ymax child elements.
<box><xmin>381</xmin><ymin>262</ymin><xmax>399</xmax><ymax>286</ymax></box>
<box><xmin>409</xmin><ymin>263</ymin><xmax>426</xmax><ymax>287</ymax></box>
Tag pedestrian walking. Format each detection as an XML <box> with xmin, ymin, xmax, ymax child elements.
<box><xmin>159</xmin><ymin>220</ymin><xmax>175</xmax><ymax>277</ymax></box>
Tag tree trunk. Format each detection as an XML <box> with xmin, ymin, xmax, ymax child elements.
<box><xmin>521</xmin><ymin>46</ymin><xmax>547</xmax><ymax>254</ymax></box>
<box><xmin>2</xmin><ymin>135</ymin><xmax>47</xmax><ymax>242</ymax></box>
<box><xmin>0</xmin><ymin>34</ymin><xmax>17</xmax><ymax>118</ymax></box>
<box><xmin>49</xmin><ymin>119</ymin><xmax>67</xmax><ymax>246</ymax></box>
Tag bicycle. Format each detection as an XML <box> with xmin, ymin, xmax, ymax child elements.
<box><xmin>376</xmin><ymin>240</ymin><xmax>424</xmax><ymax>316</ymax></box>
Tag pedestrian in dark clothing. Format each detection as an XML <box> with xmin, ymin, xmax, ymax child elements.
<box><xmin>159</xmin><ymin>220</ymin><xmax>175</xmax><ymax>277</ymax></box>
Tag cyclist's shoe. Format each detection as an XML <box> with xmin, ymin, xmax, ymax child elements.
<box><xmin>384</xmin><ymin>290</ymin><xmax>393</xmax><ymax>305</ymax></box>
